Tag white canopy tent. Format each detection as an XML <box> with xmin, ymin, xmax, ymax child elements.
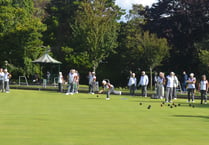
<box><xmin>32</xmin><ymin>53</ymin><xmax>62</xmax><ymax>64</ymax></box>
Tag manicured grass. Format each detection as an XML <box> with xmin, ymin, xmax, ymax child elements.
<box><xmin>0</xmin><ymin>90</ymin><xmax>209</xmax><ymax>145</ymax></box>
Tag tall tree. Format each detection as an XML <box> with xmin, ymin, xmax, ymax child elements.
<box><xmin>196</xmin><ymin>35</ymin><xmax>209</xmax><ymax>74</ymax></box>
<box><xmin>143</xmin><ymin>0</ymin><xmax>209</xmax><ymax>72</ymax></box>
<box><xmin>100</xmin><ymin>4</ymin><xmax>171</xmax><ymax>86</ymax></box>
<box><xmin>0</xmin><ymin>0</ymin><xmax>46</xmax><ymax>77</ymax></box>
<box><xmin>69</xmin><ymin>0</ymin><xmax>121</xmax><ymax>72</ymax></box>
<box><xmin>44</xmin><ymin>0</ymin><xmax>80</xmax><ymax>72</ymax></box>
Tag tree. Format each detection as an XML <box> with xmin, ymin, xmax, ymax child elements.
<box><xmin>0</xmin><ymin>0</ymin><xmax>46</xmax><ymax>77</ymax></box>
<box><xmin>99</xmin><ymin>4</ymin><xmax>171</xmax><ymax>86</ymax></box>
<box><xmin>44</xmin><ymin>0</ymin><xmax>81</xmax><ymax>73</ymax></box>
<box><xmin>142</xmin><ymin>0</ymin><xmax>209</xmax><ymax>72</ymax></box>
<box><xmin>195</xmin><ymin>35</ymin><xmax>209</xmax><ymax>73</ymax></box>
<box><xmin>70</xmin><ymin>0</ymin><xmax>121</xmax><ymax>72</ymax></box>
<box><xmin>122</xmin><ymin>4</ymin><xmax>170</xmax><ymax>71</ymax></box>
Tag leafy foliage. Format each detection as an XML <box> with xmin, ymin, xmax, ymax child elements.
<box><xmin>0</xmin><ymin>0</ymin><xmax>46</xmax><ymax>77</ymax></box>
<box><xmin>69</xmin><ymin>0</ymin><xmax>121</xmax><ymax>71</ymax></box>
<box><xmin>143</xmin><ymin>0</ymin><xmax>209</xmax><ymax>72</ymax></box>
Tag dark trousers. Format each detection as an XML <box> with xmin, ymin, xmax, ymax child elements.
<box><xmin>0</xmin><ymin>80</ymin><xmax>4</xmax><ymax>92</ymax></box>
<box><xmin>130</xmin><ymin>85</ymin><xmax>136</xmax><ymax>96</ymax></box>
<box><xmin>182</xmin><ymin>83</ymin><xmax>187</xmax><ymax>92</ymax></box>
<box><xmin>200</xmin><ymin>90</ymin><xmax>207</xmax><ymax>104</ymax></box>
<box><xmin>58</xmin><ymin>83</ymin><xmax>63</xmax><ymax>92</ymax></box>
<box><xmin>187</xmin><ymin>88</ymin><xmax>195</xmax><ymax>102</ymax></box>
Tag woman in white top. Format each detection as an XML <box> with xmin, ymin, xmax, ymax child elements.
<box><xmin>4</xmin><ymin>69</ymin><xmax>11</xmax><ymax>93</ymax></box>
<box><xmin>165</xmin><ymin>72</ymin><xmax>174</xmax><ymax>103</ymax></box>
<box><xmin>186</xmin><ymin>73</ymin><xmax>196</xmax><ymax>103</ymax></box>
<box><xmin>173</xmin><ymin>74</ymin><xmax>179</xmax><ymax>99</ymax></box>
<box><xmin>199</xmin><ymin>75</ymin><xmax>208</xmax><ymax>104</ymax></box>
<box><xmin>58</xmin><ymin>72</ymin><xmax>64</xmax><ymax>92</ymax></box>
<box><xmin>128</xmin><ymin>73</ymin><xmax>137</xmax><ymax>96</ymax></box>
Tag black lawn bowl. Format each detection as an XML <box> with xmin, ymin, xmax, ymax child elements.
<box><xmin>147</xmin><ymin>105</ymin><xmax>151</xmax><ymax>109</ymax></box>
<box><xmin>174</xmin><ymin>105</ymin><xmax>177</xmax><ymax>107</ymax></box>
<box><xmin>160</xmin><ymin>104</ymin><xmax>163</xmax><ymax>107</ymax></box>
<box><xmin>97</xmin><ymin>95</ymin><xmax>99</xmax><ymax>98</ymax></box>
<box><xmin>168</xmin><ymin>104</ymin><xmax>170</xmax><ymax>106</ymax></box>
<box><xmin>139</xmin><ymin>102</ymin><xmax>142</xmax><ymax>105</ymax></box>
<box><xmin>170</xmin><ymin>106</ymin><xmax>173</xmax><ymax>108</ymax></box>
<box><xmin>162</xmin><ymin>102</ymin><xmax>165</xmax><ymax>104</ymax></box>
<box><xmin>189</xmin><ymin>104</ymin><xmax>192</xmax><ymax>107</ymax></box>
<box><xmin>178</xmin><ymin>104</ymin><xmax>181</xmax><ymax>106</ymax></box>
<box><xmin>192</xmin><ymin>105</ymin><xmax>195</xmax><ymax>108</ymax></box>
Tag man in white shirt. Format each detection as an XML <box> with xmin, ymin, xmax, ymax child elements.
<box><xmin>165</xmin><ymin>72</ymin><xmax>175</xmax><ymax>103</ymax></box>
<box><xmin>66</xmin><ymin>69</ymin><xmax>75</xmax><ymax>95</ymax></box>
<box><xmin>138</xmin><ymin>71</ymin><xmax>149</xmax><ymax>97</ymax></box>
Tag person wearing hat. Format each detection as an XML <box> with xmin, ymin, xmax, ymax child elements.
<box><xmin>99</xmin><ymin>80</ymin><xmax>121</xmax><ymax>100</ymax></box>
<box><xmin>128</xmin><ymin>73</ymin><xmax>137</xmax><ymax>96</ymax></box>
<box><xmin>3</xmin><ymin>69</ymin><xmax>11</xmax><ymax>93</ymax></box>
<box><xmin>138</xmin><ymin>71</ymin><xmax>149</xmax><ymax>97</ymax></box>
<box><xmin>165</xmin><ymin>72</ymin><xmax>175</xmax><ymax>103</ymax></box>
<box><xmin>186</xmin><ymin>73</ymin><xmax>196</xmax><ymax>103</ymax></box>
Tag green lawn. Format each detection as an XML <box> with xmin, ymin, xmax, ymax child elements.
<box><xmin>0</xmin><ymin>90</ymin><xmax>209</xmax><ymax>145</ymax></box>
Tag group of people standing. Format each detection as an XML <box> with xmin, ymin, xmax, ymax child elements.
<box><xmin>128</xmin><ymin>71</ymin><xmax>149</xmax><ymax>97</ymax></box>
<box><xmin>0</xmin><ymin>68</ymin><xmax>11</xmax><ymax>93</ymax></box>
<box><xmin>57</xmin><ymin>69</ymin><xmax>80</xmax><ymax>95</ymax></box>
<box><xmin>128</xmin><ymin>71</ymin><xmax>208</xmax><ymax>104</ymax></box>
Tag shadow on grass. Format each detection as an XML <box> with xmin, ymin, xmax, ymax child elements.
<box><xmin>86</xmin><ymin>98</ymin><xmax>103</xmax><ymax>100</ymax></box>
<box><xmin>174</xmin><ymin>115</ymin><xmax>209</xmax><ymax>120</ymax></box>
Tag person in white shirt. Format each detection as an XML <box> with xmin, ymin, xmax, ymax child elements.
<box><xmin>199</xmin><ymin>75</ymin><xmax>208</xmax><ymax>104</ymax></box>
<box><xmin>4</xmin><ymin>69</ymin><xmax>11</xmax><ymax>93</ymax></box>
<box><xmin>66</xmin><ymin>69</ymin><xmax>75</xmax><ymax>95</ymax></box>
<box><xmin>186</xmin><ymin>73</ymin><xmax>196</xmax><ymax>103</ymax></box>
<box><xmin>0</xmin><ymin>68</ymin><xmax>4</xmax><ymax>92</ymax></box>
<box><xmin>73</xmin><ymin>70</ymin><xmax>79</xmax><ymax>93</ymax></box>
<box><xmin>58</xmin><ymin>72</ymin><xmax>64</xmax><ymax>92</ymax></box>
<box><xmin>173</xmin><ymin>73</ymin><xmax>179</xmax><ymax>99</ymax></box>
<box><xmin>138</xmin><ymin>71</ymin><xmax>149</xmax><ymax>97</ymax></box>
<box><xmin>128</xmin><ymin>73</ymin><xmax>137</xmax><ymax>96</ymax></box>
<box><xmin>89</xmin><ymin>72</ymin><xmax>96</xmax><ymax>94</ymax></box>
<box><xmin>165</xmin><ymin>72</ymin><xmax>175</xmax><ymax>103</ymax></box>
